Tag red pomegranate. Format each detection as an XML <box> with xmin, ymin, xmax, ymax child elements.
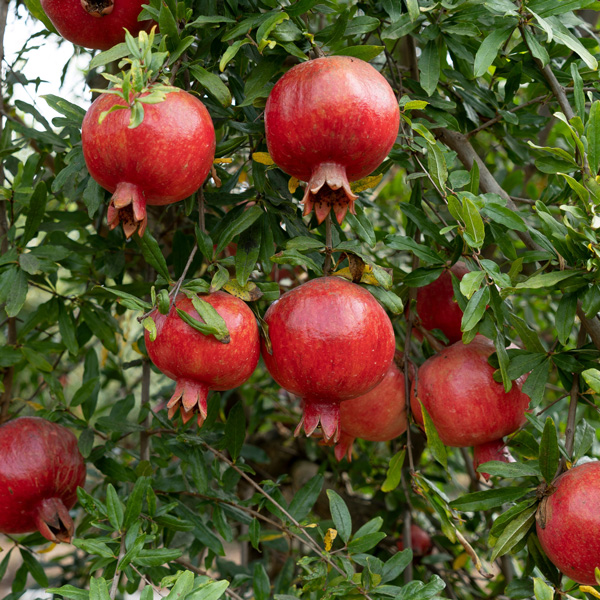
<box><xmin>261</xmin><ymin>276</ymin><xmax>396</xmax><ymax>443</ymax></box>
<box><xmin>145</xmin><ymin>292</ymin><xmax>260</xmax><ymax>427</ymax></box>
<box><xmin>40</xmin><ymin>0</ymin><xmax>152</xmax><ymax>50</ymax></box>
<box><xmin>334</xmin><ymin>353</ymin><xmax>408</xmax><ymax>461</ymax></box>
<box><xmin>82</xmin><ymin>88</ymin><xmax>215</xmax><ymax>238</ymax></box>
<box><xmin>264</xmin><ymin>56</ymin><xmax>399</xmax><ymax>225</ymax></box>
<box><xmin>396</xmin><ymin>524</ymin><xmax>433</xmax><ymax>557</ymax></box>
<box><xmin>536</xmin><ymin>461</ymin><xmax>600</xmax><ymax>585</ymax></box>
<box><xmin>473</xmin><ymin>438</ymin><xmax>515</xmax><ymax>481</ymax></box>
<box><xmin>410</xmin><ymin>336</ymin><xmax>530</xmax><ymax>447</ymax></box>
<box><xmin>0</xmin><ymin>417</ymin><xmax>86</xmax><ymax>543</ymax></box>
<box><xmin>416</xmin><ymin>262</ymin><xmax>469</xmax><ymax>344</ymax></box>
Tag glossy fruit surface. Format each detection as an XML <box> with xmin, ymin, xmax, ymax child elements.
<box><xmin>416</xmin><ymin>262</ymin><xmax>469</xmax><ymax>344</ymax></box>
<box><xmin>265</xmin><ymin>56</ymin><xmax>399</xmax><ymax>225</ymax></box>
<box><xmin>82</xmin><ymin>88</ymin><xmax>215</xmax><ymax>238</ymax></box>
<box><xmin>0</xmin><ymin>417</ymin><xmax>86</xmax><ymax>543</ymax></box>
<box><xmin>145</xmin><ymin>292</ymin><xmax>260</xmax><ymax>427</ymax></box>
<box><xmin>40</xmin><ymin>0</ymin><xmax>152</xmax><ymax>50</ymax></box>
<box><xmin>410</xmin><ymin>336</ymin><xmax>530</xmax><ymax>447</ymax></box>
<box><xmin>536</xmin><ymin>461</ymin><xmax>600</xmax><ymax>585</ymax></box>
<box><xmin>473</xmin><ymin>438</ymin><xmax>515</xmax><ymax>481</ymax></box>
<box><xmin>334</xmin><ymin>354</ymin><xmax>408</xmax><ymax>461</ymax></box>
<box><xmin>396</xmin><ymin>524</ymin><xmax>433</xmax><ymax>557</ymax></box>
<box><xmin>262</xmin><ymin>276</ymin><xmax>395</xmax><ymax>443</ymax></box>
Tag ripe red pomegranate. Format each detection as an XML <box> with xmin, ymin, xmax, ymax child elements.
<box><xmin>334</xmin><ymin>353</ymin><xmax>408</xmax><ymax>461</ymax></box>
<box><xmin>82</xmin><ymin>88</ymin><xmax>215</xmax><ymax>238</ymax></box>
<box><xmin>264</xmin><ymin>56</ymin><xmax>399</xmax><ymax>224</ymax></box>
<box><xmin>261</xmin><ymin>276</ymin><xmax>395</xmax><ymax>443</ymax></box>
<box><xmin>0</xmin><ymin>417</ymin><xmax>86</xmax><ymax>543</ymax></box>
<box><xmin>416</xmin><ymin>262</ymin><xmax>469</xmax><ymax>344</ymax></box>
<box><xmin>536</xmin><ymin>461</ymin><xmax>600</xmax><ymax>585</ymax></box>
<box><xmin>396</xmin><ymin>524</ymin><xmax>433</xmax><ymax>557</ymax></box>
<box><xmin>40</xmin><ymin>0</ymin><xmax>152</xmax><ymax>50</ymax></box>
<box><xmin>145</xmin><ymin>292</ymin><xmax>260</xmax><ymax>426</ymax></box>
<box><xmin>473</xmin><ymin>438</ymin><xmax>515</xmax><ymax>481</ymax></box>
<box><xmin>410</xmin><ymin>336</ymin><xmax>530</xmax><ymax>447</ymax></box>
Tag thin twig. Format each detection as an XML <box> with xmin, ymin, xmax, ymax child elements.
<box><xmin>110</xmin><ymin>537</ymin><xmax>127</xmax><ymax>599</ymax></box>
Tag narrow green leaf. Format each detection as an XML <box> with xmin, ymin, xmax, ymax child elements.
<box><xmin>461</xmin><ymin>285</ymin><xmax>489</xmax><ymax>331</ymax></box>
<box><xmin>135</xmin><ymin>231</ymin><xmax>170</xmax><ymax>281</ymax></box>
<box><xmin>586</xmin><ymin>101</ymin><xmax>600</xmax><ymax>175</ymax></box>
<box><xmin>106</xmin><ymin>483</ymin><xmax>124</xmax><ymax>531</ymax></box>
<box><xmin>555</xmin><ymin>293</ymin><xmax>576</xmax><ymax>345</ymax></box>
<box><xmin>477</xmin><ymin>460</ymin><xmax>540</xmax><ymax>478</ymax></box>
<box><xmin>539</xmin><ymin>417</ymin><xmax>559</xmax><ymax>484</ymax></box>
<box><xmin>420</xmin><ymin>40</ymin><xmax>440</xmax><ymax>96</ymax></box>
<box><xmin>216</xmin><ymin>205</ymin><xmax>263</xmax><ymax>255</ymax></box>
<box><xmin>235</xmin><ymin>221</ymin><xmax>261</xmax><ymax>287</ymax></box>
<box><xmin>289</xmin><ymin>474</ymin><xmax>324</xmax><ymax>521</ymax></box>
<box><xmin>419</xmin><ymin>400</ymin><xmax>448</xmax><ymax>470</ymax></box>
<box><xmin>581</xmin><ymin>368</ymin><xmax>600</xmax><ymax>393</ymax></box>
<box><xmin>474</xmin><ymin>27</ymin><xmax>513</xmax><ymax>77</ymax></box>
<box><xmin>223</xmin><ymin>402</ymin><xmax>246</xmax><ymax>462</ymax></box>
<box><xmin>533</xmin><ymin>577</ymin><xmax>554</xmax><ymax>600</ymax></box>
<box><xmin>326</xmin><ymin>489</ymin><xmax>352</xmax><ymax>543</ymax></box>
<box><xmin>450</xmin><ymin>486</ymin><xmax>532</xmax><ymax>511</ymax></box>
<box><xmin>381</xmin><ymin>449</ymin><xmax>406</xmax><ymax>492</ymax></box>
<box><xmin>123</xmin><ymin>477</ymin><xmax>150</xmax><ymax>529</ymax></box>
<box><xmin>22</xmin><ymin>181</ymin><xmax>47</xmax><ymax>244</ymax></box>
<box><xmin>189</xmin><ymin>65</ymin><xmax>231</xmax><ymax>107</ymax></box>
<box><xmin>20</xmin><ymin>549</ymin><xmax>49</xmax><ymax>587</ymax></box>
<box><xmin>490</xmin><ymin>505</ymin><xmax>536</xmax><ymax>560</ymax></box>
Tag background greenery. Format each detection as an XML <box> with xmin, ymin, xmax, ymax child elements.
<box><xmin>1</xmin><ymin>0</ymin><xmax>600</xmax><ymax>598</ymax></box>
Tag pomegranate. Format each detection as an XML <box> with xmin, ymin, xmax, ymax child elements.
<box><xmin>82</xmin><ymin>88</ymin><xmax>215</xmax><ymax>238</ymax></box>
<box><xmin>261</xmin><ymin>276</ymin><xmax>396</xmax><ymax>443</ymax></box>
<box><xmin>473</xmin><ymin>438</ymin><xmax>515</xmax><ymax>481</ymax></box>
<box><xmin>415</xmin><ymin>262</ymin><xmax>469</xmax><ymax>344</ymax></box>
<box><xmin>40</xmin><ymin>0</ymin><xmax>152</xmax><ymax>50</ymax></box>
<box><xmin>264</xmin><ymin>56</ymin><xmax>399</xmax><ymax>224</ymax></box>
<box><xmin>410</xmin><ymin>336</ymin><xmax>530</xmax><ymax>447</ymax></box>
<box><xmin>536</xmin><ymin>461</ymin><xmax>600</xmax><ymax>585</ymax></box>
<box><xmin>334</xmin><ymin>353</ymin><xmax>408</xmax><ymax>461</ymax></box>
<box><xmin>145</xmin><ymin>291</ymin><xmax>260</xmax><ymax>427</ymax></box>
<box><xmin>396</xmin><ymin>524</ymin><xmax>433</xmax><ymax>557</ymax></box>
<box><xmin>0</xmin><ymin>417</ymin><xmax>86</xmax><ymax>543</ymax></box>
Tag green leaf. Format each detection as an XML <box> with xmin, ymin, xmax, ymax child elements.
<box><xmin>427</xmin><ymin>141</ymin><xmax>448</xmax><ymax>190</ymax></box>
<box><xmin>72</xmin><ymin>539</ymin><xmax>115</xmax><ymax>558</ymax></box>
<box><xmin>402</xmin><ymin>267</ymin><xmax>444</xmax><ymax>287</ymax></box>
<box><xmin>523</xmin><ymin>28</ymin><xmax>549</xmax><ymax>66</ymax></box>
<box><xmin>381</xmin><ymin>549</ymin><xmax>413</xmax><ymax>583</ymax></box>
<box><xmin>89</xmin><ymin>43</ymin><xmax>130</xmax><ymax>70</ymax></box>
<box><xmin>252</xmin><ymin>563</ymin><xmax>270</xmax><ymax>600</ymax></box>
<box><xmin>106</xmin><ymin>483</ymin><xmax>124</xmax><ymax>531</ymax></box>
<box><xmin>460</xmin><ymin>270</ymin><xmax>485</xmax><ymax>300</ymax></box>
<box><xmin>477</xmin><ymin>460</ymin><xmax>540</xmax><ymax>478</ymax></box>
<box><xmin>514</xmin><ymin>271</ymin><xmax>577</xmax><ymax>289</ymax></box>
<box><xmin>582</xmin><ymin>368</ymin><xmax>600</xmax><ymax>394</ymax></box>
<box><xmin>178</xmin><ymin>296</ymin><xmax>230</xmax><ymax>343</ymax></box>
<box><xmin>289</xmin><ymin>474</ymin><xmax>324</xmax><ymax>521</ymax></box>
<box><xmin>286</xmin><ymin>236</ymin><xmax>325</xmax><ymax>251</ymax></box>
<box><xmin>346</xmin><ymin>205</ymin><xmax>376</xmax><ymax>247</ymax></box>
<box><xmin>533</xmin><ymin>577</ymin><xmax>554</xmax><ymax>600</ymax></box>
<box><xmin>21</xmin><ymin>346</ymin><xmax>52</xmax><ymax>372</ymax></box>
<box><xmin>135</xmin><ymin>231</ymin><xmax>170</xmax><ymax>281</ymax></box>
<box><xmin>334</xmin><ymin>45</ymin><xmax>385</xmax><ymax>61</ymax></box>
<box><xmin>586</xmin><ymin>101</ymin><xmax>600</xmax><ymax>175</ymax></box>
<box><xmin>58</xmin><ymin>303</ymin><xmax>79</xmax><ymax>355</ymax></box>
<box><xmin>188</xmin><ymin>580</ymin><xmax>231</xmax><ymax>600</ymax></box>
<box><xmin>22</xmin><ymin>181</ymin><xmax>47</xmax><ymax>244</ymax></box>
<box><xmin>420</xmin><ymin>40</ymin><xmax>440</xmax><ymax>96</ymax></box>
<box><xmin>326</xmin><ymin>489</ymin><xmax>352</xmax><ymax>543</ymax></box>
<box><xmin>481</xmin><ymin>203</ymin><xmax>527</xmax><ymax>232</ymax></box>
<box><xmin>216</xmin><ymin>205</ymin><xmax>263</xmax><ymax>255</ymax></box>
<box><xmin>539</xmin><ymin>417</ymin><xmax>559</xmax><ymax>484</ymax></box>
<box><xmin>270</xmin><ymin>249</ymin><xmax>321</xmax><ymax>274</ymax></box>
<box><xmin>385</xmin><ymin>235</ymin><xmax>443</xmax><ymax>264</ymax></box>
<box><xmin>5</xmin><ymin>268</ymin><xmax>28</xmax><ymax>318</ymax></box>
<box><xmin>522</xmin><ymin>360</ymin><xmax>551</xmax><ymax>407</ymax></box>
<box><xmin>89</xmin><ymin>577</ymin><xmax>111</xmax><ymax>600</ymax></box>
<box><xmin>419</xmin><ymin>400</ymin><xmax>448</xmax><ymax>469</ymax></box>
<box><xmin>347</xmin><ymin>531</ymin><xmax>387</xmax><ymax>553</ymax></box>
<box><xmin>462</xmin><ymin>196</ymin><xmax>485</xmax><ymax>248</ymax></box>
<box><xmin>235</xmin><ymin>221</ymin><xmax>261</xmax><ymax>287</ymax></box>
<box><xmin>548</xmin><ymin>17</ymin><xmax>598</xmax><ymax>70</ymax></box>
<box><xmin>461</xmin><ymin>285</ymin><xmax>489</xmax><ymax>332</ymax></box>
<box><xmin>223</xmin><ymin>402</ymin><xmax>246</xmax><ymax>462</ymax></box>
<box><xmin>572</xmin><ymin>420</ymin><xmax>595</xmax><ymax>462</ymax></box>
<box><xmin>256</xmin><ymin>11</ymin><xmax>289</xmax><ymax>48</ymax></box>
<box><xmin>555</xmin><ymin>293</ymin><xmax>577</xmax><ymax>345</ymax></box>
<box><xmin>133</xmin><ymin>548</ymin><xmax>183</xmax><ymax>567</ymax></box>
<box><xmin>46</xmin><ymin>585</ymin><xmax>89</xmax><ymax>600</ymax></box>
<box><xmin>123</xmin><ymin>477</ymin><xmax>150</xmax><ymax>530</ymax></box>
<box><xmin>450</xmin><ymin>486</ymin><xmax>532</xmax><ymax>511</ymax></box>
<box><xmin>474</xmin><ymin>26</ymin><xmax>513</xmax><ymax>77</ymax></box>
<box><xmin>20</xmin><ymin>549</ymin><xmax>48</xmax><ymax>587</ymax></box>
<box><xmin>189</xmin><ymin>65</ymin><xmax>232</xmax><ymax>107</ymax></box>
<box><xmin>490</xmin><ymin>505</ymin><xmax>536</xmax><ymax>560</ymax></box>
<box><xmin>368</xmin><ymin>286</ymin><xmax>404</xmax><ymax>314</ymax></box>
<box><xmin>381</xmin><ymin>449</ymin><xmax>406</xmax><ymax>492</ymax></box>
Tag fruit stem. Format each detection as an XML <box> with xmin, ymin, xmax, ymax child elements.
<box><xmin>34</xmin><ymin>497</ymin><xmax>75</xmax><ymax>543</ymax></box>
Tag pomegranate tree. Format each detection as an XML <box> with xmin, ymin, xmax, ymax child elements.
<box><xmin>473</xmin><ymin>438</ymin><xmax>515</xmax><ymax>481</ymax></box>
<box><xmin>40</xmin><ymin>0</ymin><xmax>152</xmax><ymax>50</ymax></box>
<box><xmin>261</xmin><ymin>276</ymin><xmax>396</xmax><ymax>443</ymax></box>
<box><xmin>264</xmin><ymin>56</ymin><xmax>399</xmax><ymax>224</ymax></box>
<box><xmin>82</xmin><ymin>88</ymin><xmax>215</xmax><ymax>239</ymax></box>
<box><xmin>536</xmin><ymin>461</ymin><xmax>600</xmax><ymax>585</ymax></box>
<box><xmin>416</xmin><ymin>262</ymin><xmax>469</xmax><ymax>344</ymax></box>
<box><xmin>411</xmin><ymin>336</ymin><xmax>530</xmax><ymax>447</ymax></box>
<box><xmin>145</xmin><ymin>292</ymin><xmax>260</xmax><ymax>427</ymax></box>
<box><xmin>333</xmin><ymin>353</ymin><xmax>408</xmax><ymax>461</ymax></box>
<box><xmin>0</xmin><ymin>417</ymin><xmax>86</xmax><ymax>543</ymax></box>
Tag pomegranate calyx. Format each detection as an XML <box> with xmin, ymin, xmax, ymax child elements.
<box><xmin>334</xmin><ymin>434</ymin><xmax>354</xmax><ymax>462</ymax></box>
<box><xmin>302</xmin><ymin>163</ymin><xmax>357</xmax><ymax>225</ymax></box>
<box><xmin>35</xmin><ymin>497</ymin><xmax>75</xmax><ymax>543</ymax></box>
<box><xmin>295</xmin><ymin>397</ymin><xmax>341</xmax><ymax>443</ymax></box>
<box><xmin>80</xmin><ymin>0</ymin><xmax>114</xmax><ymax>17</ymax></box>
<box><xmin>107</xmin><ymin>182</ymin><xmax>147</xmax><ymax>239</ymax></box>
<box><xmin>166</xmin><ymin>379</ymin><xmax>209</xmax><ymax>428</ymax></box>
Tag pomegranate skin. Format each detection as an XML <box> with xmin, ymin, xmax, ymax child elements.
<box><xmin>416</xmin><ymin>262</ymin><xmax>469</xmax><ymax>344</ymax></box>
<box><xmin>40</xmin><ymin>0</ymin><xmax>152</xmax><ymax>50</ymax></box>
<box><xmin>473</xmin><ymin>438</ymin><xmax>515</xmax><ymax>481</ymax></box>
<box><xmin>334</xmin><ymin>354</ymin><xmax>408</xmax><ymax>461</ymax></box>
<box><xmin>82</xmin><ymin>89</ymin><xmax>215</xmax><ymax>238</ymax></box>
<box><xmin>0</xmin><ymin>417</ymin><xmax>86</xmax><ymax>543</ymax></box>
<box><xmin>396</xmin><ymin>524</ymin><xmax>433</xmax><ymax>557</ymax></box>
<box><xmin>536</xmin><ymin>462</ymin><xmax>600</xmax><ymax>585</ymax></box>
<box><xmin>145</xmin><ymin>292</ymin><xmax>260</xmax><ymax>427</ymax></box>
<box><xmin>410</xmin><ymin>337</ymin><xmax>530</xmax><ymax>447</ymax></box>
<box><xmin>261</xmin><ymin>276</ymin><xmax>396</xmax><ymax>443</ymax></box>
<box><xmin>264</xmin><ymin>56</ymin><xmax>399</xmax><ymax>225</ymax></box>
